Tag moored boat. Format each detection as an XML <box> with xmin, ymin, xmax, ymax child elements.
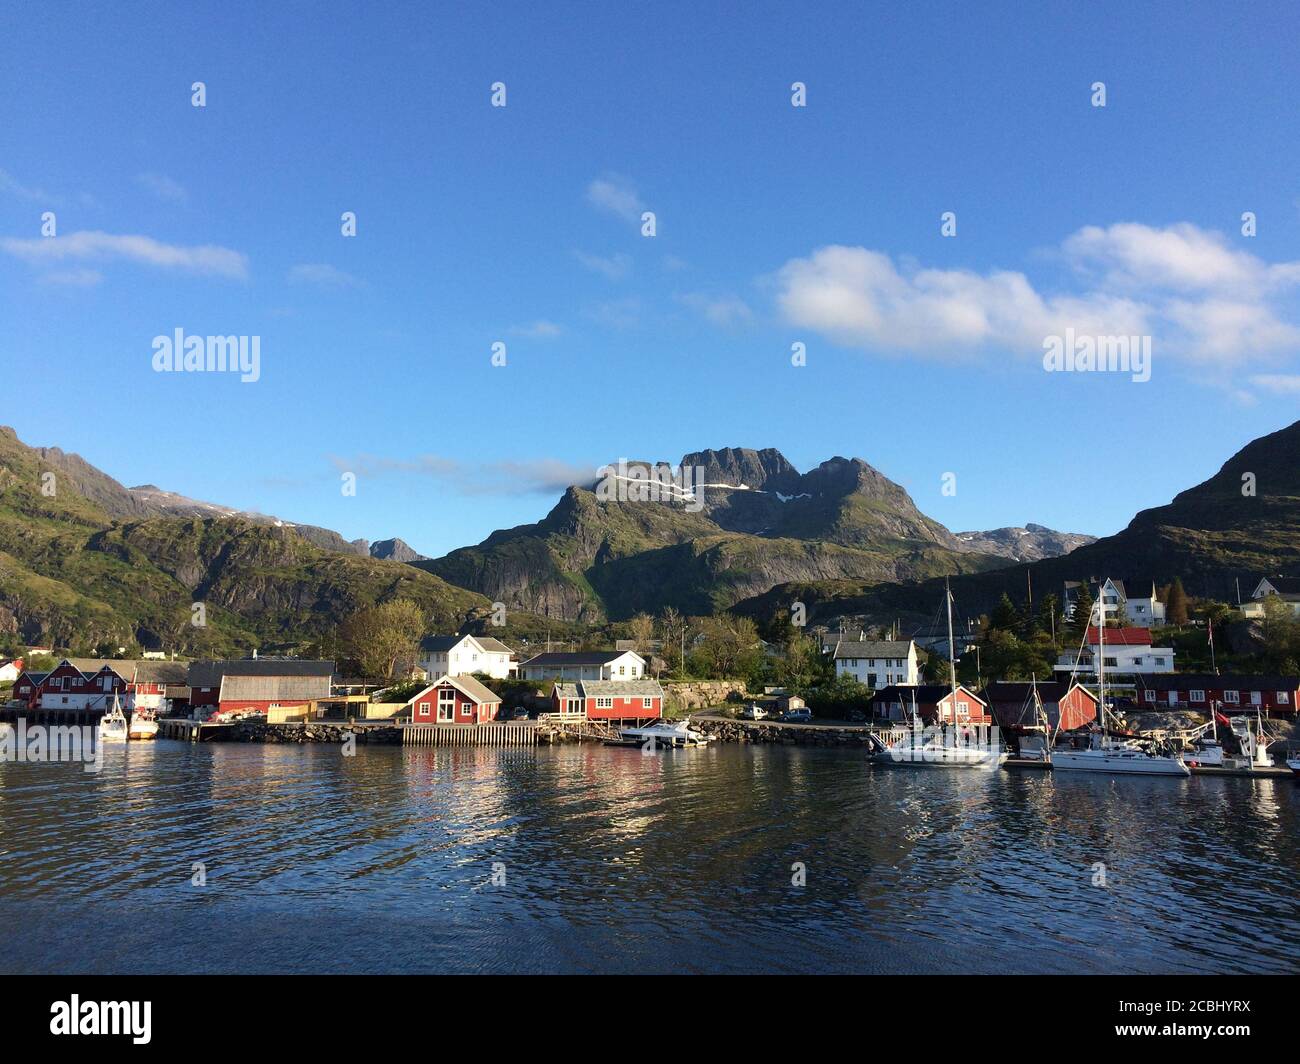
<box><xmin>611</xmin><ymin>719</ymin><xmax>711</xmax><ymax>749</ymax></box>
<box><xmin>128</xmin><ymin>707</ymin><xmax>159</xmax><ymax>741</ymax></box>
<box><xmin>99</xmin><ymin>694</ymin><xmax>129</xmax><ymax>743</ymax></box>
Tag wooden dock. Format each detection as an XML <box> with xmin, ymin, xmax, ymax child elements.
<box><xmin>158</xmin><ymin>718</ymin><xmax>235</xmax><ymax>742</ymax></box>
<box><xmin>401</xmin><ymin>721</ymin><xmax>537</xmax><ymax>747</ymax></box>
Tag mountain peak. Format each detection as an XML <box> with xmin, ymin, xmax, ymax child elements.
<box><xmin>678</xmin><ymin>446</ymin><xmax>801</xmax><ymax>492</ymax></box>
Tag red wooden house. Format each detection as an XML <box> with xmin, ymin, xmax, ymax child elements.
<box><xmin>983</xmin><ymin>681</ymin><xmax>1097</xmax><ymax>732</ymax></box>
<box><xmin>187</xmin><ymin>659</ymin><xmax>335</xmax><ymax>719</ymax></box>
<box><xmin>18</xmin><ymin>659</ymin><xmax>129</xmax><ymax>712</ymax></box>
<box><xmin>1135</xmin><ymin>674</ymin><xmax>1299</xmax><ymax>715</ymax></box>
<box><xmin>550</xmin><ymin>679</ymin><xmax>664</xmax><ymax>722</ymax></box>
<box><xmin>869</xmin><ymin>684</ymin><xmax>991</xmax><ymax>725</ymax></box>
<box><xmin>407</xmin><ymin>674</ymin><xmax>502</xmax><ymax>724</ymax></box>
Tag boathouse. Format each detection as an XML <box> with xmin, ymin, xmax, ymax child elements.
<box><xmin>982</xmin><ymin>680</ymin><xmax>1097</xmax><ymax>732</ymax></box>
<box><xmin>549</xmin><ymin>678</ymin><xmax>663</xmax><ymax>722</ymax></box>
<box><xmin>869</xmin><ymin>684</ymin><xmax>991</xmax><ymax>725</ymax></box>
<box><xmin>187</xmin><ymin>659</ymin><xmax>335</xmax><ymax>720</ymax></box>
<box><xmin>1134</xmin><ymin>674</ymin><xmax>1299</xmax><ymax>715</ymax></box>
<box><xmin>407</xmin><ymin>674</ymin><xmax>502</xmax><ymax>724</ymax></box>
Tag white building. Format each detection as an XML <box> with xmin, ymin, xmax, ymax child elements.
<box><xmin>1242</xmin><ymin>577</ymin><xmax>1300</xmax><ymax>618</ymax></box>
<box><xmin>1054</xmin><ymin>627</ymin><xmax>1175</xmax><ymax>679</ymax></box>
<box><xmin>417</xmin><ymin>635</ymin><xmax>516</xmax><ymax>681</ymax></box>
<box><xmin>1064</xmin><ymin>578</ymin><xmax>1166</xmax><ymax>628</ymax></box>
<box><xmin>517</xmin><ymin>650</ymin><xmax>646</xmax><ymax>682</ymax></box>
<box><xmin>832</xmin><ymin>639</ymin><xmax>918</xmax><ymax>688</ymax></box>
<box><xmin>0</xmin><ymin>658</ymin><xmax>22</xmax><ymax>683</ymax></box>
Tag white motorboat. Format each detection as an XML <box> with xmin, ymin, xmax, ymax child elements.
<box><xmin>128</xmin><ymin>707</ymin><xmax>159</xmax><ymax>741</ymax></box>
<box><xmin>1287</xmin><ymin>754</ymin><xmax>1300</xmax><ymax>778</ymax></box>
<box><xmin>613</xmin><ymin>719</ymin><xmax>711</xmax><ymax>749</ymax></box>
<box><xmin>99</xmin><ymin>694</ymin><xmax>129</xmax><ymax>742</ymax></box>
<box><xmin>1050</xmin><ymin>592</ymin><xmax>1188</xmax><ymax>777</ymax></box>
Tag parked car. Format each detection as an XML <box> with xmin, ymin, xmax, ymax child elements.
<box><xmin>847</xmin><ymin>709</ymin><xmax>867</xmax><ymax>723</ymax></box>
<box><xmin>740</xmin><ymin>704</ymin><xmax>769</xmax><ymax>720</ymax></box>
<box><xmin>781</xmin><ymin>708</ymin><xmax>813</xmax><ymax>723</ymax></box>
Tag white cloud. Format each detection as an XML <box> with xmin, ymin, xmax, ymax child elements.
<box><xmin>1</xmin><ymin>230</ymin><xmax>248</xmax><ymax>279</ymax></box>
<box><xmin>509</xmin><ymin>319</ymin><xmax>562</xmax><ymax>338</ymax></box>
<box><xmin>679</xmin><ymin>292</ymin><xmax>754</xmax><ymax>328</ymax></box>
<box><xmin>0</xmin><ymin>168</ymin><xmax>52</xmax><ymax>202</ymax></box>
<box><xmin>575</xmin><ymin>250</ymin><xmax>631</xmax><ymax>279</ymax></box>
<box><xmin>136</xmin><ymin>172</ymin><xmax>188</xmax><ymax>203</ymax></box>
<box><xmin>774</xmin><ymin>223</ymin><xmax>1300</xmax><ymax>364</ymax></box>
<box><xmin>327</xmin><ymin>453</ymin><xmax>594</xmax><ymax>496</ymax></box>
<box><xmin>1247</xmin><ymin>374</ymin><xmax>1300</xmax><ymax>395</ymax></box>
<box><xmin>586</xmin><ymin>175</ymin><xmax>645</xmax><ymax>223</ymax></box>
<box><xmin>585</xmin><ymin>296</ymin><xmax>641</xmax><ymax>329</ymax></box>
<box><xmin>287</xmin><ymin>263</ymin><xmax>362</xmax><ymax>289</ymax></box>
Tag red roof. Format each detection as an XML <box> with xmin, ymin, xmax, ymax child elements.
<box><xmin>1086</xmin><ymin>626</ymin><xmax>1152</xmax><ymax>646</ymax></box>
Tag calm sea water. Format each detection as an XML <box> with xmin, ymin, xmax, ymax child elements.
<box><xmin>1</xmin><ymin>740</ymin><xmax>1297</xmax><ymax>974</ymax></box>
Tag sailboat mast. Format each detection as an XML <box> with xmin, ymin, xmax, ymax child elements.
<box><xmin>1097</xmin><ymin>583</ymin><xmax>1106</xmax><ymax>742</ymax></box>
<box><xmin>946</xmin><ymin>578</ymin><xmax>958</xmax><ymax>731</ymax></box>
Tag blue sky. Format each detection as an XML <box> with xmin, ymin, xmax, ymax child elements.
<box><xmin>2</xmin><ymin>1</ymin><xmax>1299</xmax><ymax>557</ymax></box>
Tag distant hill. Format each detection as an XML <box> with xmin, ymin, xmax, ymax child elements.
<box><xmin>0</xmin><ymin>426</ymin><xmax>489</xmax><ymax>653</ymax></box>
<box><xmin>730</xmin><ymin>420</ymin><xmax>1300</xmax><ymax>628</ymax></box>
<box><xmin>955</xmin><ymin>524</ymin><xmax>1096</xmax><ymax>562</ymax></box>
<box><xmin>415</xmin><ymin>446</ymin><xmax>1085</xmax><ymax>621</ymax></box>
<box><xmin>370</xmin><ymin>537</ymin><xmax>428</xmax><ymax>563</ymax></box>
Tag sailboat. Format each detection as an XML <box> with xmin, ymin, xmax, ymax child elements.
<box><xmin>98</xmin><ymin>693</ymin><xmax>129</xmax><ymax>743</ymax></box>
<box><xmin>1050</xmin><ymin>590</ymin><xmax>1188</xmax><ymax>777</ymax></box>
<box><xmin>871</xmin><ymin>579</ymin><xmax>1007</xmax><ymax>770</ymax></box>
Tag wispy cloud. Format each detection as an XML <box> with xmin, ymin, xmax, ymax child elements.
<box><xmin>586</xmin><ymin>174</ymin><xmax>645</xmax><ymax>224</ymax></box>
<box><xmin>1248</xmin><ymin>374</ymin><xmax>1300</xmax><ymax>395</ymax></box>
<box><xmin>0</xmin><ymin>168</ymin><xmax>53</xmax><ymax>202</ymax></box>
<box><xmin>136</xmin><ymin>172</ymin><xmax>188</xmax><ymax>203</ymax></box>
<box><xmin>287</xmin><ymin>263</ymin><xmax>362</xmax><ymax>289</ymax></box>
<box><xmin>574</xmin><ymin>249</ymin><xmax>631</xmax><ymax>279</ymax></box>
<box><xmin>37</xmin><ymin>268</ymin><xmax>104</xmax><ymax>287</ymax></box>
<box><xmin>508</xmin><ymin>319</ymin><xmax>562</xmax><ymax>338</ymax></box>
<box><xmin>327</xmin><ymin>453</ymin><xmax>595</xmax><ymax>496</ymax></box>
<box><xmin>1</xmin><ymin>229</ymin><xmax>249</xmax><ymax>279</ymax></box>
<box><xmin>678</xmin><ymin>292</ymin><xmax>754</xmax><ymax>328</ymax></box>
<box><xmin>585</xmin><ymin>296</ymin><xmax>641</xmax><ymax>329</ymax></box>
<box><xmin>774</xmin><ymin>222</ymin><xmax>1300</xmax><ymax>364</ymax></box>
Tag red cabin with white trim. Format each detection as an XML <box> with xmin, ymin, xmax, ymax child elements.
<box><xmin>408</xmin><ymin>674</ymin><xmax>502</xmax><ymax>724</ymax></box>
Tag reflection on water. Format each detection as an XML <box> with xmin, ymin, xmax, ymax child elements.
<box><xmin>1</xmin><ymin>741</ymin><xmax>1297</xmax><ymax>973</ymax></box>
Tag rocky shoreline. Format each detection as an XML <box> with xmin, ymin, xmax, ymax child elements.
<box><xmin>693</xmin><ymin>718</ymin><xmax>880</xmax><ymax>747</ymax></box>
<box><xmin>225</xmin><ymin>721</ymin><xmax>402</xmax><ymax>744</ymax></box>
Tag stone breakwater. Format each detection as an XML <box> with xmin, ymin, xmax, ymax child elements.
<box><xmin>227</xmin><ymin>721</ymin><xmax>402</xmax><ymax>744</ymax></box>
<box><xmin>695</xmin><ymin>719</ymin><xmax>880</xmax><ymax>748</ymax></box>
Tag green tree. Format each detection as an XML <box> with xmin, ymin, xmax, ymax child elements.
<box><xmin>341</xmin><ymin>598</ymin><xmax>425</xmax><ymax>679</ymax></box>
<box><xmin>1165</xmin><ymin>578</ymin><xmax>1189</xmax><ymax>626</ymax></box>
<box><xmin>1070</xmin><ymin>583</ymin><xmax>1095</xmax><ymax>639</ymax></box>
<box><xmin>989</xmin><ymin>593</ymin><xmax>1022</xmax><ymax>634</ymax></box>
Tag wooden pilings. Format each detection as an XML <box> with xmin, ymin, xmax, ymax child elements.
<box><xmin>401</xmin><ymin>722</ymin><xmax>537</xmax><ymax>747</ymax></box>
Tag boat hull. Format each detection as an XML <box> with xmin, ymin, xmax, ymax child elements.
<box><xmin>1052</xmin><ymin>749</ymin><xmax>1189</xmax><ymax>776</ymax></box>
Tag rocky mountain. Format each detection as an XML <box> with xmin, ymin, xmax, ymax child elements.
<box><xmin>955</xmin><ymin>524</ymin><xmax>1096</xmax><ymax>563</ymax></box>
<box><xmin>0</xmin><ymin>426</ymin><xmax>490</xmax><ymax>653</ymax></box>
<box><xmin>370</xmin><ymin>537</ymin><xmax>428</xmax><ymax>563</ymax></box>
<box><xmin>416</xmin><ymin>446</ymin><xmax>1034</xmax><ymax>621</ymax></box>
<box><xmin>730</xmin><ymin>420</ymin><xmax>1300</xmax><ymax>627</ymax></box>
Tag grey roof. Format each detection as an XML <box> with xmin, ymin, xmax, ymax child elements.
<box><xmin>187</xmin><ymin>659</ymin><xmax>335</xmax><ymax>687</ymax></box>
<box><xmin>576</xmin><ymin>679</ymin><xmax>664</xmax><ymax>699</ymax></box>
<box><xmin>520</xmin><ymin>651</ymin><xmax>634</xmax><ymax>668</ymax></box>
<box><xmin>472</xmin><ymin>636</ymin><xmax>514</xmax><ymax>655</ymax></box>
<box><xmin>833</xmin><ymin>639</ymin><xmax>912</xmax><ymax>660</ymax></box>
<box><xmin>419</xmin><ymin>635</ymin><xmax>466</xmax><ymax>652</ymax></box>
<box><xmin>553</xmin><ymin>683</ymin><xmax>581</xmax><ymax>700</ymax></box>
<box><xmin>422</xmin><ymin>673</ymin><xmax>501</xmax><ymax>704</ymax></box>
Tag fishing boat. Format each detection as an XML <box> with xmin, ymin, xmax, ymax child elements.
<box><xmin>870</xmin><ymin>579</ymin><xmax>1007</xmax><ymax>771</ymax></box>
<box><xmin>98</xmin><ymin>694</ymin><xmax>129</xmax><ymax>743</ymax></box>
<box><xmin>1051</xmin><ymin>592</ymin><xmax>1188</xmax><ymax>777</ymax></box>
<box><xmin>611</xmin><ymin>719</ymin><xmax>711</xmax><ymax>749</ymax></box>
<box><xmin>1287</xmin><ymin>753</ymin><xmax>1300</xmax><ymax>778</ymax></box>
<box><xmin>128</xmin><ymin>707</ymin><xmax>159</xmax><ymax>741</ymax></box>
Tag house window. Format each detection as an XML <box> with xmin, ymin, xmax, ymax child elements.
<box><xmin>1189</xmin><ymin>690</ymin><xmax>1205</xmax><ymax>702</ymax></box>
<box><xmin>642</xmin><ymin>697</ymin><xmax>653</xmax><ymax>709</ymax></box>
<box><xmin>437</xmin><ymin>689</ymin><xmax>456</xmax><ymax>721</ymax></box>
<box><xmin>596</xmin><ymin>697</ymin><xmax>613</xmax><ymax>709</ymax></box>
<box><xmin>418</xmin><ymin>701</ymin><xmax>430</xmax><ymax>718</ymax></box>
<box><xmin>618</xmin><ymin>666</ymin><xmax>626</xmax><ymax>676</ymax></box>
<box><xmin>1168</xmin><ymin>692</ymin><xmax>1178</xmax><ymax>707</ymax></box>
<box><xmin>1278</xmin><ymin>692</ymin><xmax>1291</xmax><ymax>705</ymax></box>
<box><xmin>1223</xmin><ymin>690</ymin><xmax>1239</xmax><ymax>703</ymax></box>
<box><xmin>1143</xmin><ymin>690</ymin><xmax>1154</xmax><ymax>702</ymax></box>
<box><xmin>1251</xmin><ymin>691</ymin><xmax>1262</xmax><ymax>705</ymax></box>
